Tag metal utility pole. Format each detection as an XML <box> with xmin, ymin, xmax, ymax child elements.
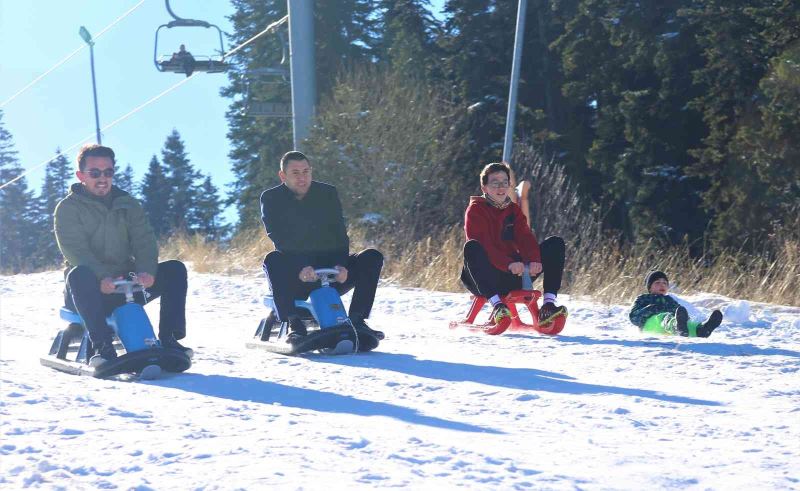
<box><xmin>79</xmin><ymin>26</ymin><xmax>102</xmax><ymax>144</ymax></box>
<box><xmin>287</xmin><ymin>0</ymin><xmax>315</xmax><ymax>150</ymax></box>
<box><xmin>502</xmin><ymin>0</ymin><xmax>527</xmax><ymax>164</ymax></box>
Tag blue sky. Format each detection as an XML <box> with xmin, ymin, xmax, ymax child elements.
<box><xmin>0</xmin><ymin>1</ymin><xmax>446</xmax><ymax>224</ymax></box>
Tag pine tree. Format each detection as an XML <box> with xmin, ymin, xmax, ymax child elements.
<box><xmin>438</xmin><ymin>0</ymin><xmax>515</xmax><ymax>165</ymax></box>
<box><xmin>684</xmin><ymin>0</ymin><xmax>800</xmax><ymax>249</ymax></box>
<box><xmin>438</xmin><ymin>0</ymin><xmax>567</xmax><ymax>169</ymax></box>
<box><xmin>140</xmin><ymin>155</ymin><xmax>171</xmax><ymax>238</ymax></box>
<box><xmin>223</xmin><ymin>0</ymin><xmax>382</xmax><ymax>228</ymax></box>
<box><xmin>115</xmin><ymin>163</ymin><xmax>136</xmax><ymax>196</ymax></box>
<box><xmin>36</xmin><ymin>150</ymin><xmax>73</xmax><ymax>267</ymax></box>
<box><xmin>0</xmin><ymin>111</ymin><xmax>39</xmax><ymax>272</ymax></box>
<box><xmin>314</xmin><ymin>0</ymin><xmax>379</xmax><ymax>94</ymax></box>
<box><xmin>161</xmin><ymin>129</ymin><xmax>200</xmax><ymax>234</ymax></box>
<box><xmin>192</xmin><ymin>174</ymin><xmax>228</xmax><ymax>240</ymax></box>
<box><xmin>378</xmin><ymin>0</ymin><xmax>440</xmax><ymax>79</ymax></box>
<box><xmin>551</xmin><ymin>0</ymin><xmax>710</xmax><ymax>245</ymax></box>
<box><xmin>223</xmin><ymin>0</ymin><xmax>294</xmax><ymax>228</ymax></box>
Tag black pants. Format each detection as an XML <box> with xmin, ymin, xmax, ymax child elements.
<box><xmin>65</xmin><ymin>260</ymin><xmax>188</xmax><ymax>346</ymax></box>
<box><xmin>263</xmin><ymin>249</ymin><xmax>383</xmax><ymax>322</ymax></box>
<box><xmin>461</xmin><ymin>237</ymin><xmax>565</xmax><ymax>298</ymax></box>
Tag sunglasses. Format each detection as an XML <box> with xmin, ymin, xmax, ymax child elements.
<box><xmin>85</xmin><ymin>168</ymin><xmax>115</xmax><ymax>178</ymax></box>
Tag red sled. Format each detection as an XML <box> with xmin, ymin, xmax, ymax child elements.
<box><xmin>449</xmin><ymin>289</ymin><xmax>566</xmax><ymax>335</ymax></box>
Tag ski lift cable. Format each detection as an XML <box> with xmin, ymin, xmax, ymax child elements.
<box><xmin>0</xmin><ymin>75</ymin><xmax>194</xmax><ymax>191</ymax></box>
<box><xmin>0</xmin><ymin>0</ymin><xmax>147</xmax><ymax>109</ymax></box>
<box><xmin>0</xmin><ymin>15</ymin><xmax>288</xmax><ymax>191</ymax></box>
<box><xmin>224</xmin><ymin>15</ymin><xmax>287</xmax><ymax>60</ymax></box>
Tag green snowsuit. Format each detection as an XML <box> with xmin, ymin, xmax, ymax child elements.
<box><xmin>54</xmin><ymin>183</ymin><xmax>158</xmax><ymax>279</ymax></box>
<box><xmin>629</xmin><ymin>293</ymin><xmax>701</xmax><ymax>337</ymax></box>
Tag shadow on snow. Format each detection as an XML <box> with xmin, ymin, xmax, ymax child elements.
<box><xmin>317</xmin><ymin>353</ymin><xmax>722</xmax><ymax>406</ymax></box>
<box><xmin>552</xmin><ymin>335</ymin><xmax>800</xmax><ymax>359</ymax></box>
<box><xmin>158</xmin><ymin>373</ymin><xmax>502</xmax><ymax>434</ymax></box>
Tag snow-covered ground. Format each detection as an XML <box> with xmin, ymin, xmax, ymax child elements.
<box><xmin>1</xmin><ymin>269</ymin><xmax>799</xmax><ymax>490</ymax></box>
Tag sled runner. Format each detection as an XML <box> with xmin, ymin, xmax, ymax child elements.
<box><xmin>450</xmin><ymin>269</ymin><xmax>567</xmax><ymax>336</ymax></box>
<box><xmin>40</xmin><ymin>280</ymin><xmax>192</xmax><ymax>380</ymax></box>
<box><xmin>247</xmin><ymin>268</ymin><xmax>381</xmax><ymax>356</ymax></box>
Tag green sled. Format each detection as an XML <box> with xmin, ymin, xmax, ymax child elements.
<box><xmin>642</xmin><ymin>312</ymin><xmax>701</xmax><ymax>337</ymax></box>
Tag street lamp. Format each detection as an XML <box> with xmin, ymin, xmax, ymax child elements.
<box><xmin>79</xmin><ymin>26</ymin><xmax>102</xmax><ymax>144</ymax></box>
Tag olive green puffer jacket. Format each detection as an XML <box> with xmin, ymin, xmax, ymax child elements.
<box><xmin>54</xmin><ymin>183</ymin><xmax>158</xmax><ymax>279</ymax></box>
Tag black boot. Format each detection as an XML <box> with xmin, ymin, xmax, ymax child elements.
<box><xmin>674</xmin><ymin>306</ymin><xmax>689</xmax><ymax>336</ymax></box>
<box><xmin>697</xmin><ymin>310</ymin><xmax>723</xmax><ymax>338</ymax></box>
<box><xmin>285</xmin><ymin>316</ymin><xmax>307</xmax><ymax>344</ymax></box>
<box><xmin>89</xmin><ymin>340</ymin><xmax>118</xmax><ymax>367</ymax></box>
<box><xmin>350</xmin><ymin>316</ymin><xmax>385</xmax><ymax>340</ymax></box>
<box><xmin>160</xmin><ymin>335</ymin><xmax>194</xmax><ymax>359</ymax></box>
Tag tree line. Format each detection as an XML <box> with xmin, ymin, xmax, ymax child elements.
<box><xmin>0</xmin><ymin>115</ymin><xmax>226</xmax><ymax>273</ymax></box>
<box><xmin>224</xmin><ymin>0</ymin><xmax>799</xmax><ymax>254</ymax></box>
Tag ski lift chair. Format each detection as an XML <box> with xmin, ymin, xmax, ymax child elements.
<box><xmin>153</xmin><ymin>1</ymin><xmax>230</xmax><ymax>76</ymax></box>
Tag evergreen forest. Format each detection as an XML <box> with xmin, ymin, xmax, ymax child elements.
<box><xmin>2</xmin><ymin>0</ymin><xmax>798</xmax><ymax>281</ymax></box>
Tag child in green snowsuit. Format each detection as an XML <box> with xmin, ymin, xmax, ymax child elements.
<box><xmin>629</xmin><ymin>271</ymin><xmax>723</xmax><ymax>338</ymax></box>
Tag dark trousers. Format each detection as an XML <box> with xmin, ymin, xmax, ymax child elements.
<box><xmin>263</xmin><ymin>249</ymin><xmax>383</xmax><ymax>322</ymax></box>
<box><xmin>461</xmin><ymin>236</ymin><xmax>565</xmax><ymax>298</ymax></box>
<box><xmin>65</xmin><ymin>260</ymin><xmax>188</xmax><ymax>346</ymax></box>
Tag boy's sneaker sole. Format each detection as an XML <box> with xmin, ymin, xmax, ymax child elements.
<box><xmin>539</xmin><ymin>305</ymin><xmax>568</xmax><ymax>326</ymax></box>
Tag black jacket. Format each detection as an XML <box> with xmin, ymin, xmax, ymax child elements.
<box><xmin>260</xmin><ymin>181</ymin><xmax>349</xmax><ymax>267</ymax></box>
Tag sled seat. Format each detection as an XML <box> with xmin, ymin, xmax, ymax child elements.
<box><xmin>262</xmin><ymin>295</ymin><xmax>317</xmax><ymax>322</ymax></box>
<box><xmin>464</xmin><ymin>290</ymin><xmax>543</xmax><ymax>330</ymax></box>
<box><xmin>59</xmin><ymin>307</ymin><xmax>118</xmax><ymax>330</ymax></box>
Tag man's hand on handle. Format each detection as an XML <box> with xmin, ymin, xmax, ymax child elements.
<box><xmin>528</xmin><ymin>262</ymin><xmax>542</xmax><ymax>275</ymax></box>
<box><xmin>100</xmin><ymin>277</ymin><xmax>116</xmax><ymax>294</ymax></box>
<box><xmin>299</xmin><ymin>266</ymin><xmax>316</xmax><ymax>283</ymax></box>
<box><xmin>137</xmin><ymin>272</ymin><xmax>155</xmax><ymax>288</ymax></box>
<box><xmin>335</xmin><ymin>265</ymin><xmax>348</xmax><ymax>284</ymax></box>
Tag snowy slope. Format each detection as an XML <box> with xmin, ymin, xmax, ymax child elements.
<box><xmin>1</xmin><ymin>269</ymin><xmax>799</xmax><ymax>490</ymax></box>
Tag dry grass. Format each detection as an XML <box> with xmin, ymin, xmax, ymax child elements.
<box><xmin>159</xmin><ymin>229</ymin><xmax>273</xmax><ymax>275</ymax></box>
<box><xmin>368</xmin><ymin>227</ymin><xmax>800</xmax><ymax>306</ymax></box>
<box><xmin>565</xmin><ymin>236</ymin><xmax>800</xmax><ymax>306</ymax></box>
<box><xmin>168</xmin><ymin>224</ymin><xmax>799</xmax><ymax>307</ymax></box>
<box><xmin>158</xmin><ymin>140</ymin><xmax>800</xmax><ymax>307</ymax></box>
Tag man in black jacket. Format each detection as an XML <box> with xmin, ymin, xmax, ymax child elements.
<box><xmin>260</xmin><ymin>151</ymin><xmax>384</xmax><ymax>342</ymax></box>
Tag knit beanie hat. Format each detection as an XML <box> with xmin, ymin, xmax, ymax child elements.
<box><xmin>645</xmin><ymin>270</ymin><xmax>668</xmax><ymax>291</ymax></box>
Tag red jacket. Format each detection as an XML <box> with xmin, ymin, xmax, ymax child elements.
<box><xmin>464</xmin><ymin>196</ymin><xmax>541</xmax><ymax>271</ymax></box>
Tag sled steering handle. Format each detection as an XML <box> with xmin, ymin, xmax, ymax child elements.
<box><xmin>112</xmin><ymin>279</ymin><xmax>145</xmax><ymax>303</ymax></box>
<box><xmin>314</xmin><ymin>268</ymin><xmax>341</xmax><ymax>287</ymax></box>
<box><xmin>522</xmin><ymin>265</ymin><xmax>533</xmax><ymax>290</ymax></box>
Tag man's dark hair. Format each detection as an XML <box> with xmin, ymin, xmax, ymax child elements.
<box><xmin>280</xmin><ymin>151</ymin><xmax>309</xmax><ymax>171</ymax></box>
<box><xmin>480</xmin><ymin>162</ymin><xmax>511</xmax><ymax>185</ymax></box>
<box><xmin>76</xmin><ymin>144</ymin><xmax>116</xmax><ymax>171</ymax></box>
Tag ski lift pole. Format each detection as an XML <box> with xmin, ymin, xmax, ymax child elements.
<box><xmin>502</xmin><ymin>0</ymin><xmax>527</xmax><ymax>164</ymax></box>
<box><xmin>288</xmin><ymin>0</ymin><xmax>315</xmax><ymax>150</ymax></box>
<box><xmin>79</xmin><ymin>26</ymin><xmax>102</xmax><ymax>144</ymax></box>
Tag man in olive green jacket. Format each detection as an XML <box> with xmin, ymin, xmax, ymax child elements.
<box><xmin>54</xmin><ymin>144</ymin><xmax>191</xmax><ymax>365</ymax></box>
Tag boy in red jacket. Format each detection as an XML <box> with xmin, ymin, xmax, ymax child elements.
<box><xmin>460</xmin><ymin>162</ymin><xmax>567</xmax><ymax>326</ymax></box>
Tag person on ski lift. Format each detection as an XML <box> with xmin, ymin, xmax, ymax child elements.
<box><xmin>260</xmin><ymin>151</ymin><xmax>385</xmax><ymax>343</ymax></box>
<box><xmin>170</xmin><ymin>44</ymin><xmax>195</xmax><ymax>76</ymax></box>
<box><xmin>54</xmin><ymin>144</ymin><xmax>192</xmax><ymax>366</ymax></box>
<box><xmin>461</xmin><ymin>162</ymin><xmax>567</xmax><ymax>327</ymax></box>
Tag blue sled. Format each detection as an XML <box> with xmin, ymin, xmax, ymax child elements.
<box><xmin>40</xmin><ymin>281</ymin><xmax>191</xmax><ymax>379</ymax></box>
<box><xmin>248</xmin><ymin>268</ymin><xmax>380</xmax><ymax>356</ymax></box>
